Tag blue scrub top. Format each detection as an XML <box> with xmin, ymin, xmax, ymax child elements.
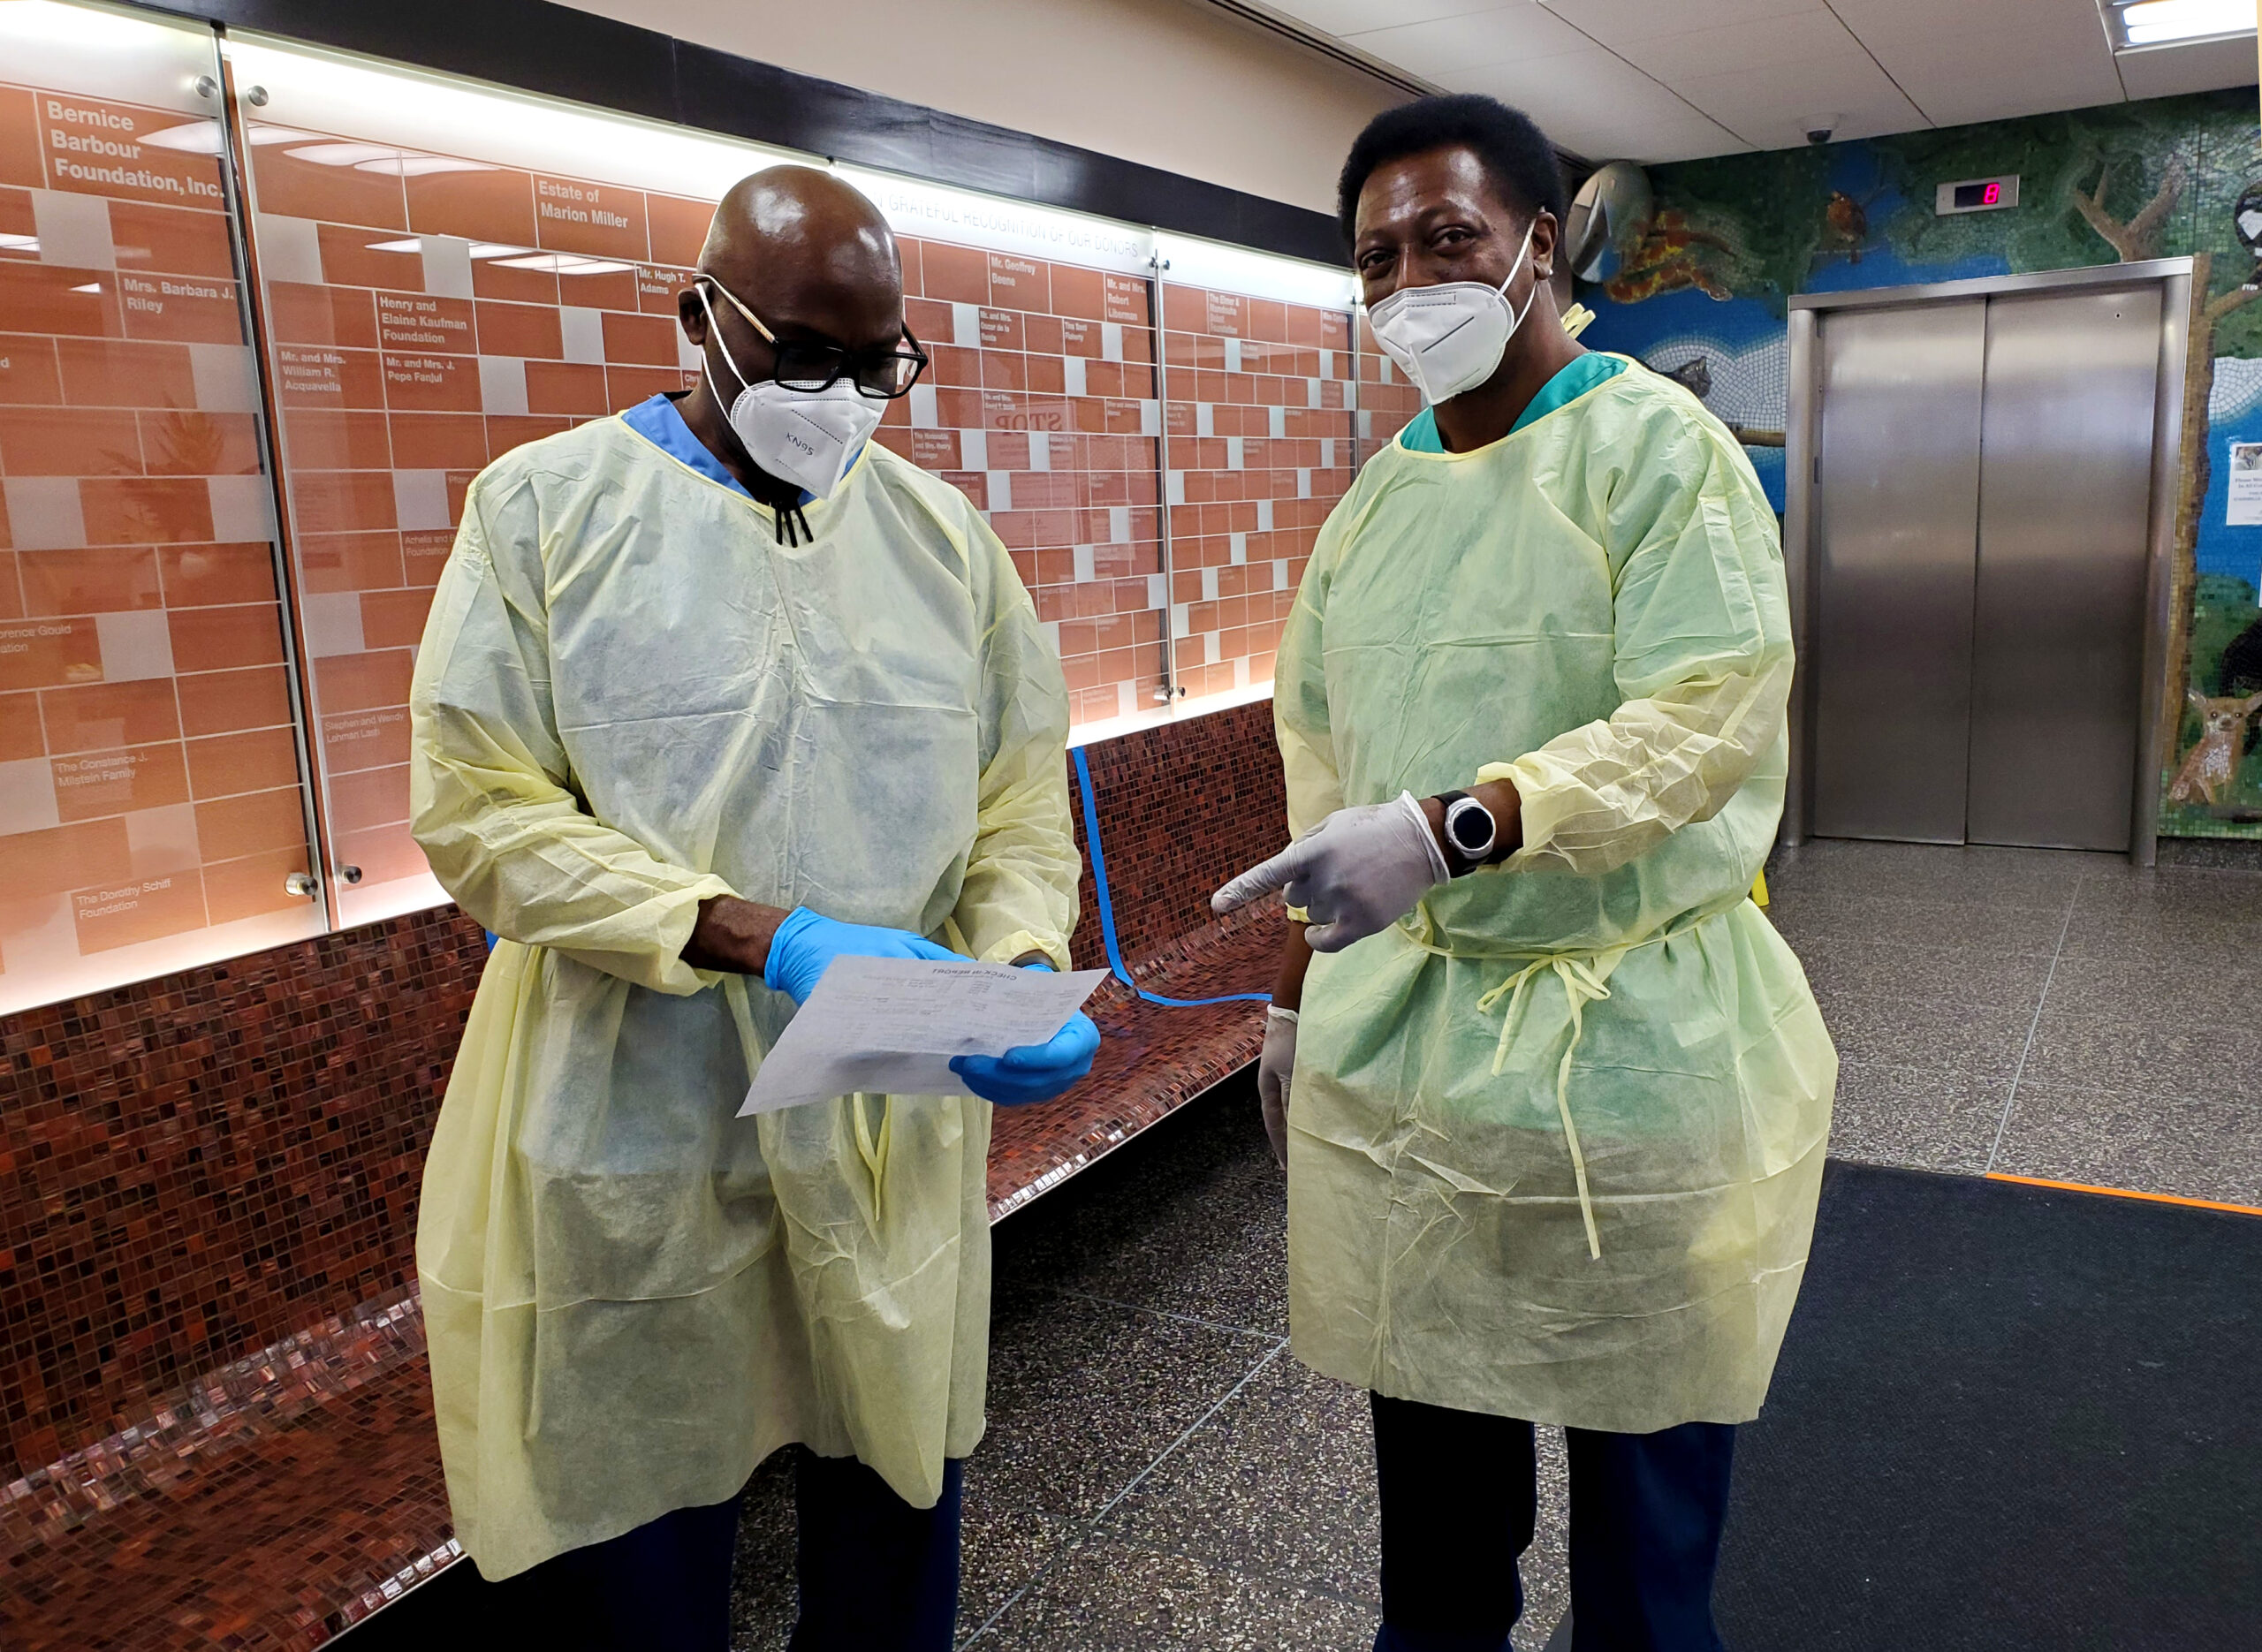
<box><xmin>1395</xmin><ymin>352</ymin><xmax>1628</xmax><ymax>453</ymax></box>
<box><xmin>622</xmin><ymin>392</ymin><xmax>859</xmax><ymax>505</ymax></box>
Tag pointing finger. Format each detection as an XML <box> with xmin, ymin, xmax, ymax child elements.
<box><xmin>1211</xmin><ymin>842</ymin><xmax>1308</xmax><ymax>913</ymax></box>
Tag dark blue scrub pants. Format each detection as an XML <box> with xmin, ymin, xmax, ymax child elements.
<box><xmin>464</xmin><ymin>1451</ymin><xmax>962</xmax><ymax>1651</ymax></box>
<box><xmin>1370</xmin><ymin>1393</ymin><xmax>1736</xmax><ymax>1652</ymax></box>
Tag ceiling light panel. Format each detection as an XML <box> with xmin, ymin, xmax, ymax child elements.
<box><xmin>2114</xmin><ymin>0</ymin><xmax>2256</xmax><ymax>48</ymax></box>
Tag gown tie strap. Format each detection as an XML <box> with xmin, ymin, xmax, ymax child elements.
<box><xmin>1474</xmin><ymin>947</ymin><xmax>1629</xmax><ymax>1262</ymax></box>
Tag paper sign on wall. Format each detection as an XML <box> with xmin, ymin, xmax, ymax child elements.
<box><xmin>2228</xmin><ymin>442</ymin><xmax>2262</xmax><ymax>525</ymax></box>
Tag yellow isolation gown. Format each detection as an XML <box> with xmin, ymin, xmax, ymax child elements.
<box><xmin>1278</xmin><ymin>356</ymin><xmax>1836</xmax><ymax>1434</ymax></box>
<box><xmin>409</xmin><ymin>403</ymin><xmax>1076</xmax><ymax>1578</ymax></box>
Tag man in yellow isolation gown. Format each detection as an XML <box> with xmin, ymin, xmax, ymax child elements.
<box><xmin>409</xmin><ymin>166</ymin><xmax>1090</xmax><ymax>1650</ymax></box>
<box><xmin>1216</xmin><ymin>97</ymin><xmax>1835</xmax><ymax>1652</ymax></box>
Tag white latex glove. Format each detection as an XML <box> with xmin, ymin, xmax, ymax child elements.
<box><xmin>1212</xmin><ymin>792</ymin><xmax>1451</xmax><ymax>952</ymax></box>
<box><xmin>1258</xmin><ymin>1005</ymin><xmax>1297</xmax><ymax>1167</ymax></box>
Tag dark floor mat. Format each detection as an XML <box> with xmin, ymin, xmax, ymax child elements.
<box><xmin>1716</xmin><ymin>1161</ymin><xmax>2262</xmax><ymax>1651</ymax></box>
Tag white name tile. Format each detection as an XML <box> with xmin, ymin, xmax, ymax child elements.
<box><xmin>0</xmin><ymin>759</ymin><xmax>60</xmax><ymax>836</ymax></box>
<box><xmin>1101</xmin><ymin>322</ymin><xmax>1124</xmax><ymax>363</ymax></box>
<box><xmin>1063</xmin><ymin>356</ymin><xmax>1086</xmax><ymax>398</ymax></box>
<box><xmin>1357</xmin><ymin>409</ymin><xmax>1375</xmax><ymax>438</ymax></box>
<box><xmin>679</xmin><ymin>330</ymin><xmax>704</xmax><ymax>371</ymax></box>
<box><xmin>1117</xmin><ymin>680</ymin><xmax>1138</xmax><ymax>719</ymax></box>
<box><xmin>1229</xmin><ymin>531</ymin><xmax>1247</xmax><ymax>565</ymax></box>
<box><xmin>421</xmin><ymin>235</ymin><xmax>474</xmax><ymax>300</ymax></box>
<box><xmin>1222</xmin><ymin>337</ymin><xmax>1241</xmax><ymax>374</ymax></box>
<box><xmin>1307</xmin><ymin>377</ymin><xmax>1324</xmax><ymax>409</ymax></box>
<box><xmin>1320</xmin><ymin>349</ymin><xmax>1335</xmax><ymax>380</ymax></box>
<box><xmin>1201</xmin><ymin>565</ymin><xmax>1219</xmax><ymax>602</ymax></box>
<box><xmin>1139</xmin><ymin>399</ymin><xmax>1159</xmax><ymax>437</ymax></box>
<box><xmin>1379</xmin><ymin>356</ymin><xmax>1396</xmax><ymax>383</ymax></box>
<box><xmin>1234</xmin><ymin>655</ymin><xmax>1251</xmax><ymax>689</ymax></box>
<box><xmin>985</xmin><ymin>470</ymin><xmax>1013</xmax><ymax>512</ymax></box>
<box><xmin>1171</xmin><ymin>602</ymin><xmax>1191</xmax><ymax>639</ymax></box>
<box><xmin>254</xmin><ymin>214</ymin><xmax>323</xmax><ymax>287</ymax></box>
<box><xmin>1256</xmin><ymin>498</ymin><xmax>1273</xmax><ymax>531</ymax></box>
<box><xmin>300</xmin><ymin>591</ymin><xmax>366</xmax><ymax>658</ymax></box>
<box><xmin>190</xmin><ymin>343</ymin><xmax>260</xmax><ymax>414</ymax></box>
<box><xmin>1296</xmin><ymin>468</ymin><xmax>1311</xmax><ymax>498</ymax></box>
<box><xmin>3</xmin><ymin>477</ymin><xmax>85</xmax><ymax>549</ymax></box>
<box><xmin>559</xmin><ymin>307</ymin><xmax>606</xmax><ymax>366</ymax></box>
<box><xmin>953</xmin><ymin>302</ymin><xmax>983</xmax><ymax>347</ymax></box>
<box><xmin>1109</xmin><ymin>504</ymin><xmax>1131</xmax><ymax>542</ymax></box>
<box><xmin>960</xmin><ymin>428</ymin><xmax>987</xmax><ymax>471</ymax></box>
<box><xmin>1275</xmin><ymin>559</ymin><xmax>1293</xmax><ymax>591</ymax></box>
<box><xmin>1195</xmin><ymin>403</ymin><xmax>1213</xmax><ymax>439</ymax></box>
<box><xmin>32</xmin><ymin>189</ymin><xmax>113</xmax><ymax>270</ymax></box>
<box><xmin>1226</xmin><ymin>436</ymin><xmax>1244</xmax><ymax>472</ymax></box>
<box><xmin>207</xmin><ymin>475</ymin><xmax>275</xmax><ymax>543</ymax></box>
<box><xmin>1204</xmin><ymin>631</ymin><xmax>1221</xmax><ymax>663</ymax></box>
<box><xmin>1029</xmin><ymin>432</ymin><xmax>1051</xmax><ymax>472</ymax></box>
<box><xmin>1043</xmin><ymin>619</ymin><xmax>1063</xmax><ymax>655</ymax></box>
<box><xmin>393</xmin><ymin>469</ymin><xmax>452</xmax><ymax>532</ymax></box>
<box><xmin>125</xmin><ymin>801</ymin><xmax>202</xmax><ymax>876</ymax></box>
<box><xmin>908</xmin><ymin>383</ymin><xmax>938</xmax><ymax>429</ymax></box>
<box><xmin>1320</xmin><ymin>439</ymin><xmax>1336</xmax><ymax>471</ymax></box>
<box><xmin>1146</xmin><ymin>572</ymin><xmax>1167</xmax><ymax>609</ymax></box>
<box><xmin>479</xmin><ymin>356</ymin><xmax>529</xmax><ymax>417</ymax></box>
<box><xmin>1165</xmin><ymin>470</ymin><xmax>1186</xmax><ymax>506</ymax></box>
<box><xmin>95</xmin><ymin>610</ymin><xmax>173</xmax><ymax>683</ymax></box>
<box><xmin>1268</xmin><ymin>405</ymin><xmax>1286</xmax><ymax>440</ymax></box>
<box><xmin>1072</xmin><ymin>544</ymin><xmax>1097</xmax><ymax>583</ymax></box>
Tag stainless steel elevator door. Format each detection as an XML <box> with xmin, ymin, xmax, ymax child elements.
<box><xmin>1966</xmin><ymin>287</ymin><xmax>2160</xmax><ymax>850</ymax></box>
<box><xmin>1810</xmin><ymin>299</ymin><xmax>1989</xmax><ymax>844</ymax></box>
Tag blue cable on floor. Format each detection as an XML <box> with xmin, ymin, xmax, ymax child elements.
<box><xmin>1071</xmin><ymin>744</ymin><xmax>1271</xmax><ymax>1009</ymax></box>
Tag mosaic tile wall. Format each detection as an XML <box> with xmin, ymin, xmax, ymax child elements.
<box><xmin>1159</xmin><ymin>284</ymin><xmax>1354</xmax><ymax>700</ymax></box>
<box><xmin>0</xmin><ymin>47</ymin><xmax>331</xmax><ymax>1017</ymax></box>
<box><xmin>1066</xmin><ymin>697</ymin><xmax>1286</xmax><ymax>970</ymax></box>
<box><xmin>0</xmin><ymin>900</ymin><xmax>485</xmax><ymax>1477</ymax></box>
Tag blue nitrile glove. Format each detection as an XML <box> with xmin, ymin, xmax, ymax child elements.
<box><xmin>762</xmin><ymin>906</ymin><xmax>960</xmax><ymax>1006</ymax></box>
<box><xmin>950</xmin><ymin>961</ymin><xmax>1099</xmax><ymax>1106</ymax></box>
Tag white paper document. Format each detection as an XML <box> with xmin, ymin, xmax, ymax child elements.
<box><xmin>738</xmin><ymin>956</ymin><xmax>1111</xmax><ymax>1116</ymax></box>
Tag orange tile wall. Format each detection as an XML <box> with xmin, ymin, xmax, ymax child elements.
<box><xmin>0</xmin><ymin>77</ymin><xmax>319</xmax><ymax>985</ymax></box>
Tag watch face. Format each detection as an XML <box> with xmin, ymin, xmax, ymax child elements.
<box><xmin>1448</xmin><ymin>802</ymin><xmax>1492</xmax><ymax>855</ymax></box>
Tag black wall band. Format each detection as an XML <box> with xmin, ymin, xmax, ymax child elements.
<box><xmin>141</xmin><ymin>0</ymin><xmax>1355</xmax><ymax>265</ymax></box>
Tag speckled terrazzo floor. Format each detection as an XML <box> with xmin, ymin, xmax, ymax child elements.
<box><xmin>714</xmin><ymin>837</ymin><xmax>2262</xmax><ymax>1651</ymax></box>
<box><xmin>1764</xmin><ymin>837</ymin><xmax>2262</xmax><ymax>1209</ymax></box>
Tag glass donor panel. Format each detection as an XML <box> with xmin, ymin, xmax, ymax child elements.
<box><xmin>1158</xmin><ymin>238</ymin><xmax>1356</xmax><ymax>700</ymax></box>
<box><xmin>0</xmin><ymin>1</ymin><xmax>327</xmax><ymax>1015</ymax></box>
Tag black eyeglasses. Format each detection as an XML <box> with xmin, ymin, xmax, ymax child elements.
<box><xmin>703</xmin><ymin>277</ymin><xmax>929</xmax><ymax>399</ymax></box>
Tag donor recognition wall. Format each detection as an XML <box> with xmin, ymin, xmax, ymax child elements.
<box><xmin>0</xmin><ymin>0</ymin><xmax>1363</xmax><ymax>1013</ymax></box>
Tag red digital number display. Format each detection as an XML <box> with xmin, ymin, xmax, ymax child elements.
<box><xmin>1982</xmin><ymin>180</ymin><xmax>2001</xmax><ymax>205</ymax></box>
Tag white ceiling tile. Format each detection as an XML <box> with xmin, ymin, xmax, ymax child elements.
<box><xmin>1610</xmin><ymin>9</ymin><xmax>1871</xmax><ymax>79</ymax></box>
<box><xmin>1674</xmin><ymin>55</ymin><xmax>1919</xmax><ymax>119</ymax></box>
<box><xmin>1536</xmin><ymin>0</ymin><xmax>1828</xmax><ymax>45</ymax></box>
<box><xmin>1341</xmin><ymin>3</ymin><xmax>1594</xmax><ymax>77</ymax></box>
<box><xmin>1260</xmin><ymin>0</ymin><xmax>1498</xmax><ymax>38</ymax></box>
<box><xmin>2114</xmin><ymin>34</ymin><xmax>2261</xmax><ymax>100</ymax></box>
<box><xmin>1829</xmin><ymin>0</ymin><xmax>2103</xmax><ymax>48</ymax></box>
<box><xmin>1887</xmin><ymin>56</ymin><xmax>2127</xmax><ymax>124</ymax></box>
<box><xmin>1434</xmin><ymin>45</ymin><xmax>1695</xmax><ymax>119</ymax></box>
<box><xmin>1554</xmin><ymin>111</ymin><xmax>1752</xmax><ymax>163</ymax></box>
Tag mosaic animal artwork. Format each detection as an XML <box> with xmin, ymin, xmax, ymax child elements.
<box><xmin>1602</xmin><ymin>209</ymin><xmax>1738</xmax><ymax>303</ymax></box>
<box><xmin>2168</xmin><ymin>690</ymin><xmax>2262</xmax><ymax>806</ymax></box>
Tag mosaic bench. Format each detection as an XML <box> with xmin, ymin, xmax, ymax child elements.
<box><xmin>1</xmin><ymin>700</ymin><xmax>1285</xmax><ymax>1649</ymax></box>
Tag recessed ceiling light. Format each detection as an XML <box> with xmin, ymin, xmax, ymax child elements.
<box><xmin>70</xmin><ymin>283</ymin><xmax>101</xmax><ymax>293</ymax></box>
<box><xmin>2111</xmin><ymin>0</ymin><xmax>2257</xmax><ymax>49</ymax></box>
<box><xmin>0</xmin><ymin>233</ymin><xmax>38</xmax><ymax>253</ymax></box>
<box><xmin>366</xmin><ymin>237</ymin><xmax>425</xmax><ymax>254</ymax></box>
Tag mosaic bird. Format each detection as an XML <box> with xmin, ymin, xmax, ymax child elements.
<box><xmin>1822</xmin><ymin>190</ymin><xmax>1868</xmax><ymax>262</ymax></box>
<box><xmin>1652</xmin><ymin>356</ymin><xmax>1712</xmax><ymax>401</ymax></box>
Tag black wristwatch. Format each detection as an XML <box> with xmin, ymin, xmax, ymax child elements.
<box><xmin>1435</xmin><ymin>790</ymin><xmax>1499</xmax><ymax>876</ymax></box>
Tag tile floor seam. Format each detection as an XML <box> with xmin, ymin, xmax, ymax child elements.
<box><xmin>959</xmin><ymin>1338</ymin><xmax>1288</xmax><ymax>1647</ymax></box>
<box><xmin>1985</xmin><ymin>874</ymin><xmax>2083</xmax><ymax>1175</ymax></box>
<box><xmin>1051</xmin><ymin>1287</ymin><xmax>1282</xmax><ymax>1342</ymax></box>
